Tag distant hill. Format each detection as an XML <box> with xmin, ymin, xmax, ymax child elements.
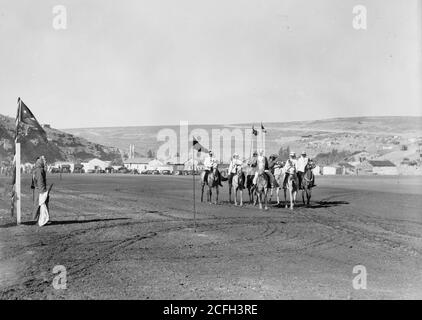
<box><xmin>0</xmin><ymin>114</ymin><xmax>122</xmax><ymax>164</ymax></box>
<box><xmin>64</xmin><ymin>116</ymin><xmax>422</xmax><ymax>166</ymax></box>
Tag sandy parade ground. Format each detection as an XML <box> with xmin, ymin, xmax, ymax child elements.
<box><xmin>0</xmin><ymin>174</ymin><xmax>421</xmax><ymax>299</ymax></box>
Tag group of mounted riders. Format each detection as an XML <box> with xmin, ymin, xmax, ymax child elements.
<box><xmin>201</xmin><ymin>149</ymin><xmax>317</xmax><ymax>210</ymax></box>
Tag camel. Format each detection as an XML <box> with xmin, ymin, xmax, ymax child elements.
<box><xmin>284</xmin><ymin>168</ymin><xmax>299</xmax><ymax>210</ymax></box>
<box><xmin>271</xmin><ymin>165</ymin><xmax>285</xmax><ymax>206</ymax></box>
<box><xmin>229</xmin><ymin>165</ymin><xmax>245</xmax><ymax>206</ymax></box>
<box><xmin>200</xmin><ymin>163</ymin><xmax>220</xmax><ymax>204</ymax></box>
<box><xmin>253</xmin><ymin>170</ymin><xmax>269</xmax><ymax>210</ymax></box>
<box><xmin>301</xmin><ymin>162</ymin><xmax>314</xmax><ymax>206</ymax></box>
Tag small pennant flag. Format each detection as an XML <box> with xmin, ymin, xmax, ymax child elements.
<box><xmin>15</xmin><ymin>98</ymin><xmax>48</xmax><ymax>143</ymax></box>
<box><xmin>252</xmin><ymin>125</ymin><xmax>258</xmax><ymax>136</ymax></box>
<box><xmin>192</xmin><ymin>137</ymin><xmax>208</xmax><ymax>153</ymax></box>
<box><xmin>261</xmin><ymin>122</ymin><xmax>267</xmax><ymax>133</ymax></box>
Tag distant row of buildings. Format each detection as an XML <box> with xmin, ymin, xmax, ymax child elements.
<box><xmin>1</xmin><ymin>156</ymin><xmax>399</xmax><ymax>176</ymax></box>
<box><xmin>313</xmin><ymin>160</ymin><xmax>398</xmax><ymax>176</ymax></box>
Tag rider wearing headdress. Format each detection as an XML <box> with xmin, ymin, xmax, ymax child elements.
<box><xmin>296</xmin><ymin>151</ymin><xmax>316</xmax><ymax>188</ymax></box>
<box><xmin>203</xmin><ymin>150</ymin><xmax>223</xmax><ymax>187</ymax></box>
<box><xmin>268</xmin><ymin>154</ymin><xmax>280</xmax><ymax>188</ymax></box>
<box><xmin>227</xmin><ymin>153</ymin><xmax>245</xmax><ymax>188</ymax></box>
<box><xmin>252</xmin><ymin>149</ymin><xmax>277</xmax><ymax>188</ymax></box>
<box><xmin>248</xmin><ymin>151</ymin><xmax>258</xmax><ymax>168</ymax></box>
<box><xmin>283</xmin><ymin>151</ymin><xmax>298</xmax><ymax>188</ymax></box>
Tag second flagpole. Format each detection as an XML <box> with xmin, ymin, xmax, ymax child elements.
<box><xmin>192</xmin><ymin>146</ymin><xmax>196</xmax><ymax>232</ymax></box>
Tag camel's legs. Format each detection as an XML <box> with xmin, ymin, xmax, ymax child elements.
<box><xmin>276</xmin><ymin>187</ymin><xmax>280</xmax><ymax>205</ymax></box>
<box><xmin>234</xmin><ymin>188</ymin><xmax>237</xmax><ymax>206</ymax></box>
<box><xmin>201</xmin><ymin>184</ymin><xmax>205</xmax><ymax>202</ymax></box>
<box><xmin>307</xmin><ymin>188</ymin><xmax>311</xmax><ymax>205</ymax></box>
<box><xmin>228</xmin><ymin>184</ymin><xmax>232</xmax><ymax>204</ymax></box>
<box><xmin>215</xmin><ymin>187</ymin><xmax>219</xmax><ymax>205</ymax></box>
<box><xmin>290</xmin><ymin>190</ymin><xmax>296</xmax><ymax>210</ymax></box>
<box><xmin>208</xmin><ymin>187</ymin><xmax>212</xmax><ymax>203</ymax></box>
<box><xmin>239</xmin><ymin>189</ymin><xmax>243</xmax><ymax>206</ymax></box>
<box><xmin>284</xmin><ymin>188</ymin><xmax>288</xmax><ymax>208</ymax></box>
<box><xmin>264</xmin><ymin>189</ymin><xmax>268</xmax><ymax>210</ymax></box>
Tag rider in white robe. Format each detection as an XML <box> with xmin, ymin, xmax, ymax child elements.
<box><xmin>228</xmin><ymin>153</ymin><xmax>245</xmax><ymax>188</ymax></box>
<box><xmin>282</xmin><ymin>152</ymin><xmax>298</xmax><ymax>188</ymax></box>
<box><xmin>203</xmin><ymin>151</ymin><xmax>223</xmax><ymax>186</ymax></box>
<box><xmin>252</xmin><ymin>150</ymin><xmax>276</xmax><ymax>187</ymax></box>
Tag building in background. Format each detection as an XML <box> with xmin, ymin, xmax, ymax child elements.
<box><xmin>322</xmin><ymin>166</ymin><xmax>338</xmax><ymax>175</ymax></box>
<box><xmin>82</xmin><ymin>158</ymin><xmax>111</xmax><ymax>172</ymax></box>
<box><xmin>123</xmin><ymin>157</ymin><xmax>152</xmax><ymax>172</ymax></box>
<box><xmin>356</xmin><ymin>160</ymin><xmax>398</xmax><ymax>175</ymax></box>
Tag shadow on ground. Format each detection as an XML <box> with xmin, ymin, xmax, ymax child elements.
<box><xmin>269</xmin><ymin>200</ymin><xmax>349</xmax><ymax>209</ymax></box>
<box><xmin>0</xmin><ymin>218</ymin><xmax>130</xmax><ymax>228</ymax></box>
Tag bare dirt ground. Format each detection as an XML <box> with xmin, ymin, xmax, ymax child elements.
<box><xmin>0</xmin><ymin>174</ymin><xmax>421</xmax><ymax>299</ymax></box>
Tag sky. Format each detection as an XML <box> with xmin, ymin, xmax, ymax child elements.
<box><xmin>0</xmin><ymin>0</ymin><xmax>420</xmax><ymax>128</ymax></box>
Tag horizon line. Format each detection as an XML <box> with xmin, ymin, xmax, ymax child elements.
<box><xmin>59</xmin><ymin>115</ymin><xmax>422</xmax><ymax>131</ymax></box>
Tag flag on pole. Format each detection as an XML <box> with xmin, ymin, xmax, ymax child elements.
<box><xmin>252</xmin><ymin>125</ymin><xmax>258</xmax><ymax>136</ymax></box>
<box><xmin>15</xmin><ymin>97</ymin><xmax>48</xmax><ymax>143</ymax></box>
<box><xmin>192</xmin><ymin>137</ymin><xmax>208</xmax><ymax>153</ymax></box>
<box><xmin>261</xmin><ymin>122</ymin><xmax>267</xmax><ymax>133</ymax></box>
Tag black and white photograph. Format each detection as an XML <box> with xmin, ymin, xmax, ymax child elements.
<box><xmin>0</xmin><ymin>0</ymin><xmax>421</xmax><ymax>304</ymax></box>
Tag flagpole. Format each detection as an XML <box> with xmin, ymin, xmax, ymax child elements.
<box><xmin>15</xmin><ymin>143</ymin><xmax>21</xmax><ymax>225</ymax></box>
<box><xmin>249</xmin><ymin>127</ymin><xmax>253</xmax><ymax>159</ymax></box>
<box><xmin>261</xmin><ymin>122</ymin><xmax>263</xmax><ymax>152</ymax></box>
<box><xmin>15</xmin><ymin>98</ymin><xmax>21</xmax><ymax>225</ymax></box>
<box><xmin>192</xmin><ymin>147</ymin><xmax>197</xmax><ymax>232</ymax></box>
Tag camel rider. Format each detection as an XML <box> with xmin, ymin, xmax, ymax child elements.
<box><xmin>203</xmin><ymin>150</ymin><xmax>223</xmax><ymax>187</ymax></box>
<box><xmin>252</xmin><ymin>149</ymin><xmax>277</xmax><ymax>188</ymax></box>
<box><xmin>248</xmin><ymin>151</ymin><xmax>258</xmax><ymax>170</ymax></box>
<box><xmin>297</xmin><ymin>151</ymin><xmax>316</xmax><ymax>188</ymax></box>
<box><xmin>268</xmin><ymin>154</ymin><xmax>280</xmax><ymax>187</ymax></box>
<box><xmin>283</xmin><ymin>151</ymin><xmax>297</xmax><ymax>188</ymax></box>
<box><xmin>228</xmin><ymin>153</ymin><xmax>245</xmax><ymax>188</ymax></box>
<box><xmin>296</xmin><ymin>151</ymin><xmax>308</xmax><ymax>189</ymax></box>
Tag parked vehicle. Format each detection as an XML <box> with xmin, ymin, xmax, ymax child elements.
<box><xmin>105</xmin><ymin>167</ymin><xmax>114</xmax><ymax>174</ymax></box>
<box><xmin>61</xmin><ymin>165</ymin><xmax>71</xmax><ymax>173</ymax></box>
<box><xmin>152</xmin><ymin>170</ymin><xmax>160</xmax><ymax>175</ymax></box>
<box><xmin>73</xmin><ymin>164</ymin><xmax>84</xmax><ymax>173</ymax></box>
<box><xmin>161</xmin><ymin>170</ymin><xmax>171</xmax><ymax>175</ymax></box>
<box><xmin>117</xmin><ymin>167</ymin><xmax>130</xmax><ymax>174</ymax></box>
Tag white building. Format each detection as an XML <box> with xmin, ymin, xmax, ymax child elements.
<box><xmin>53</xmin><ymin>161</ymin><xmax>75</xmax><ymax>172</ymax></box>
<box><xmin>81</xmin><ymin>158</ymin><xmax>111</xmax><ymax>172</ymax></box>
<box><xmin>124</xmin><ymin>157</ymin><xmax>152</xmax><ymax>172</ymax></box>
<box><xmin>146</xmin><ymin>159</ymin><xmax>173</xmax><ymax>172</ymax></box>
<box><xmin>312</xmin><ymin>165</ymin><xmax>321</xmax><ymax>176</ymax></box>
<box><xmin>322</xmin><ymin>166</ymin><xmax>337</xmax><ymax>175</ymax></box>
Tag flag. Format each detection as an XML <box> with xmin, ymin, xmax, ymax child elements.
<box><xmin>192</xmin><ymin>137</ymin><xmax>208</xmax><ymax>153</ymax></box>
<box><xmin>261</xmin><ymin>122</ymin><xmax>267</xmax><ymax>133</ymax></box>
<box><xmin>252</xmin><ymin>125</ymin><xmax>258</xmax><ymax>136</ymax></box>
<box><xmin>15</xmin><ymin>98</ymin><xmax>48</xmax><ymax>143</ymax></box>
